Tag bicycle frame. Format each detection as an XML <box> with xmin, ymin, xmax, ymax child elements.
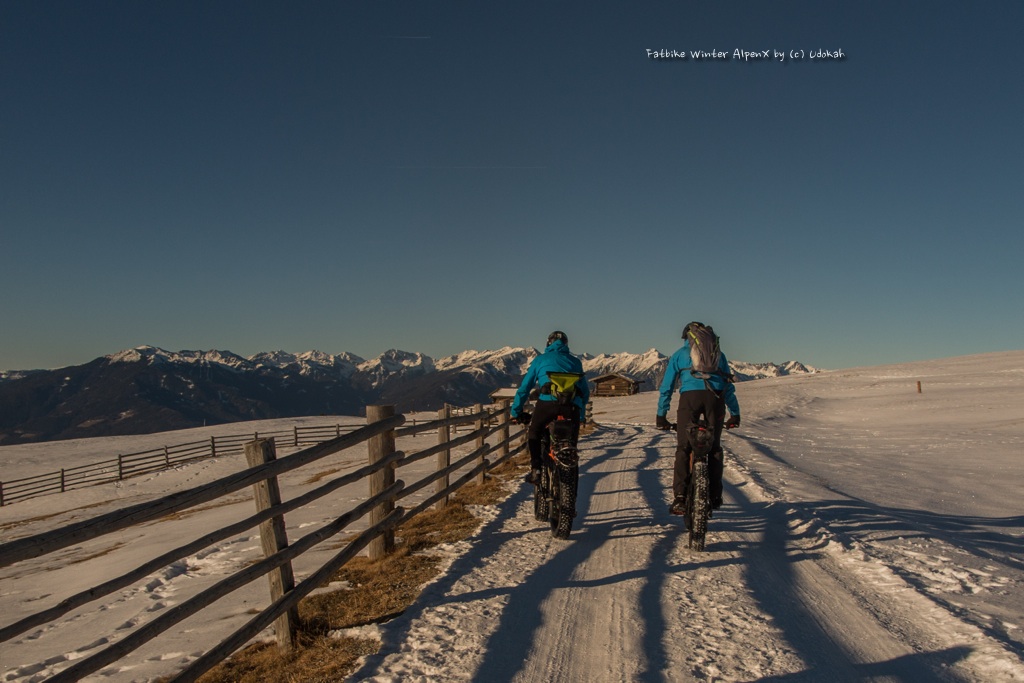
<box><xmin>685</xmin><ymin>420</ymin><xmax>715</xmax><ymax>551</ymax></box>
<box><xmin>547</xmin><ymin>416</ymin><xmax>579</xmax><ymax>468</ymax></box>
<box><xmin>534</xmin><ymin>415</ymin><xmax>580</xmax><ymax>539</ymax></box>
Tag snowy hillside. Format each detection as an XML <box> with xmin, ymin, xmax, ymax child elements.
<box><xmin>1</xmin><ymin>351</ymin><xmax>1021</xmax><ymax>681</ymax></box>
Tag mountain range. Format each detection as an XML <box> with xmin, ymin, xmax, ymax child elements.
<box><xmin>0</xmin><ymin>346</ymin><xmax>818</xmax><ymax>445</ymax></box>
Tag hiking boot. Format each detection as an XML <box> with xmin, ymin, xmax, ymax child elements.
<box><xmin>525</xmin><ymin>469</ymin><xmax>541</xmax><ymax>485</ymax></box>
<box><xmin>669</xmin><ymin>497</ymin><xmax>687</xmax><ymax>515</ymax></box>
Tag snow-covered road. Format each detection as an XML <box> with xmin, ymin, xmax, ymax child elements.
<box><xmin>351</xmin><ymin>352</ymin><xmax>1024</xmax><ymax>682</ymax></box>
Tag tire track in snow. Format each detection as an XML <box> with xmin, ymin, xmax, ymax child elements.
<box><xmin>513</xmin><ymin>427</ymin><xmax>661</xmax><ymax>682</ymax></box>
<box><xmin>352</xmin><ymin>424</ymin><xmax>1022</xmax><ymax>682</ymax></box>
<box><xmin>353</xmin><ymin>426</ymin><xmax>803</xmax><ymax>681</ymax></box>
<box><xmin>725</xmin><ymin>430</ymin><xmax>1024</xmax><ymax>681</ymax></box>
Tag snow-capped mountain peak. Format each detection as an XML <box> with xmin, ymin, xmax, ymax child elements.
<box><xmin>108</xmin><ymin>346</ymin><xmax>250</xmax><ymax>371</ymax></box>
<box><xmin>581</xmin><ymin>348</ymin><xmax>667</xmax><ymax>385</ymax></box>
<box><xmin>435</xmin><ymin>347</ymin><xmax>536</xmax><ymax>372</ymax></box>
<box><xmin>357</xmin><ymin>349</ymin><xmax>434</xmax><ymax>373</ymax></box>
<box><xmin>249</xmin><ymin>350</ymin><xmax>365</xmax><ymax>379</ymax></box>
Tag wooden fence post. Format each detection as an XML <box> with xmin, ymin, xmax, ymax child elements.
<box><xmin>498</xmin><ymin>399</ymin><xmax>510</xmax><ymax>463</ymax></box>
<box><xmin>917</xmin><ymin>381</ymin><xmax>922</xmax><ymax>394</ymax></box>
<box><xmin>517</xmin><ymin>409</ymin><xmax>528</xmax><ymax>459</ymax></box>
<box><xmin>117</xmin><ymin>455</ymin><xmax>124</xmax><ymax>480</ymax></box>
<box><xmin>436</xmin><ymin>404</ymin><xmax>452</xmax><ymax>510</ymax></box>
<box><xmin>475</xmin><ymin>404</ymin><xmax>486</xmax><ymax>485</ymax></box>
<box><xmin>293</xmin><ymin>425</ymin><xmax>299</xmax><ymax>447</ymax></box>
<box><xmin>580</xmin><ymin>400</ymin><xmax>595</xmax><ymax>435</ymax></box>
<box><xmin>210</xmin><ymin>436</ymin><xmax>217</xmax><ymax>458</ymax></box>
<box><xmin>245</xmin><ymin>437</ymin><xmax>298</xmax><ymax>651</ymax></box>
<box><xmin>0</xmin><ymin>481</ymin><xmax>4</xmax><ymax>507</ymax></box>
<box><xmin>367</xmin><ymin>405</ymin><xmax>397</xmax><ymax>560</ymax></box>
<box><xmin>60</xmin><ymin>469</ymin><xmax>66</xmax><ymax>493</ymax></box>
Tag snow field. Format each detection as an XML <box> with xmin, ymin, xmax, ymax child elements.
<box><xmin>3</xmin><ymin>352</ymin><xmax>1024</xmax><ymax>681</ymax></box>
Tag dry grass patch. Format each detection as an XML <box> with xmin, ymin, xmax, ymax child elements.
<box><xmin>193</xmin><ymin>635</ymin><xmax>378</xmax><ymax>683</ymax></box>
<box><xmin>196</xmin><ymin>459</ymin><xmax>528</xmax><ymax>683</ymax></box>
<box><xmin>299</xmin><ymin>503</ymin><xmax>480</xmax><ymax>633</ymax></box>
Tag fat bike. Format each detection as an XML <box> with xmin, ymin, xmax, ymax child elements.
<box><xmin>683</xmin><ymin>420</ymin><xmax>715</xmax><ymax>552</ymax></box>
<box><xmin>532</xmin><ymin>415</ymin><xmax>580</xmax><ymax>539</ymax></box>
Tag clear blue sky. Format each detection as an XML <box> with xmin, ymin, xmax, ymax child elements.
<box><xmin>3</xmin><ymin>1</ymin><xmax>1022</xmax><ymax>372</ymax></box>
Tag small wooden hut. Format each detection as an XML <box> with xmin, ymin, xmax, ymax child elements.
<box><xmin>590</xmin><ymin>373</ymin><xmax>642</xmax><ymax>397</ymax></box>
<box><xmin>489</xmin><ymin>387</ymin><xmax>519</xmax><ymax>404</ymax></box>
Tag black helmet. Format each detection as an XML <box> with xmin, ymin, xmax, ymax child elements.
<box><xmin>682</xmin><ymin>321</ymin><xmax>705</xmax><ymax>339</ymax></box>
<box><xmin>546</xmin><ymin>330</ymin><xmax>568</xmax><ymax>346</ymax></box>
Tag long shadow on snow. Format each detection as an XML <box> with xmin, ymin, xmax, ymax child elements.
<box><xmin>731</xmin><ymin>432</ymin><xmax>1024</xmax><ymax>568</ymax></box>
<box><xmin>630</xmin><ymin>432</ymin><xmax>777</xmax><ymax>681</ymax></box>
<box><xmin>347</xmin><ymin>427</ymin><xmax>646</xmax><ymax>681</ymax></box>
<box><xmin>720</xmin><ymin>436</ymin><xmax>983</xmax><ymax>679</ymax></box>
<box><xmin>727</xmin><ymin>480</ymin><xmax>976</xmax><ymax>682</ymax></box>
<box><xmin>632</xmin><ymin>440</ymin><xmax>681</xmax><ymax>682</ymax></box>
<box><xmin>470</xmin><ymin>428</ymin><xmax>745</xmax><ymax>682</ymax></box>
<box><xmin>468</xmin><ymin>444</ymin><xmax>636</xmax><ymax>682</ymax></box>
<box><xmin>745</xmin><ymin>646</ymin><xmax>973</xmax><ymax>683</ymax></box>
<box><xmin>608</xmin><ymin>428</ymin><xmax>761</xmax><ymax>682</ymax></box>
<box><xmin>343</xmin><ymin>467</ymin><xmax>542</xmax><ymax>681</ymax></box>
<box><xmin>733</xmin><ymin>433</ymin><xmax>1024</xmax><ymax>659</ymax></box>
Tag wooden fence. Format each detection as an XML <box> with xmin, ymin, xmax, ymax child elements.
<box><xmin>0</xmin><ymin>420</ymin><xmax>418</xmax><ymax>507</ymax></box>
<box><xmin>0</xmin><ymin>402</ymin><xmax>526</xmax><ymax>683</ymax></box>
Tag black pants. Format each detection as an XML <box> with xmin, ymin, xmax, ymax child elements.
<box><xmin>673</xmin><ymin>389</ymin><xmax>725</xmax><ymax>504</ymax></box>
<box><xmin>528</xmin><ymin>400</ymin><xmax>580</xmax><ymax>470</ymax></box>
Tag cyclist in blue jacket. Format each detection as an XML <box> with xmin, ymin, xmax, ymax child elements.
<box><xmin>656</xmin><ymin>322</ymin><xmax>740</xmax><ymax>514</ymax></box>
<box><xmin>510</xmin><ymin>331</ymin><xmax>590</xmax><ymax>484</ymax></box>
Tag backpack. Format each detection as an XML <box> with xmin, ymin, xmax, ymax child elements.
<box><xmin>685</xmin><ymin>323</ymin><xmax>722</xmax><ymax>378</ymax></box>
<box><xmin>544</xmin><ymin>372</ymin><xmax>585</xmax><ymax>406</ymax></box>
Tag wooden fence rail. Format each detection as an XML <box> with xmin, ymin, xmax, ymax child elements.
<box><xmin>0</xmin><ymin>401</ymin><xmax>530</xmax><ymax>683</ymax></box>
<box><xmin>0</xmin><ymin>448</ymin><xmax>408</xmax><ymax>644</ymax></box>
<box><xmin>0</xmin><ymin>415</ymin><xmax>406</xmax><ymax>568</ymax></box>
<box><xmin>0</xmin><ymin>422</ymin><xmax>379</xmax><ymax>506</ymax></box>
<box><xmin>45</xmin><ymin>481</ymin><xmax>409</xmax><ymax>683</ymax></box>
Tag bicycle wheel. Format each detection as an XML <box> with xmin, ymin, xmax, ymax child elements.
<box><xmin>551</xmin><ymin>465</ymin><xmax>578</xmax><ymax>539</ymax></box>
<box><xmin>687</xmin><ymin>460</ymin><xmax>709</xmax><ymax>551</ymax></box>
<box><xmin>534</xmin><ymin>466</ymin><xmax>551</xmax><ymax>521</ymax></box>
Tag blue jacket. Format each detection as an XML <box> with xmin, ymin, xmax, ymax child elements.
<box><xmin>510</xmin><ymin>340</ymin><xmax>590</xmax><ymax>418</ymax></box>
<box><xmin>657</xmin><ymin>342</ymin><xmax>740</xmax><ymax>418</ymax></box>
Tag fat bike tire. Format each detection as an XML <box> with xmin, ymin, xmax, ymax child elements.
<box><xmin>534</xmin><ymin>467</ymin><xmax>552</xmax><ymax>522</ymax></box>
<box><xmin>687</xmin><ymin>461</ymin><xmax>710</xmax><ymax>552</ymax></box>
<box><xmin>551</xmin><ymin>465</ymin><xmax>578</xmax><ymax>539</ymax></box>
